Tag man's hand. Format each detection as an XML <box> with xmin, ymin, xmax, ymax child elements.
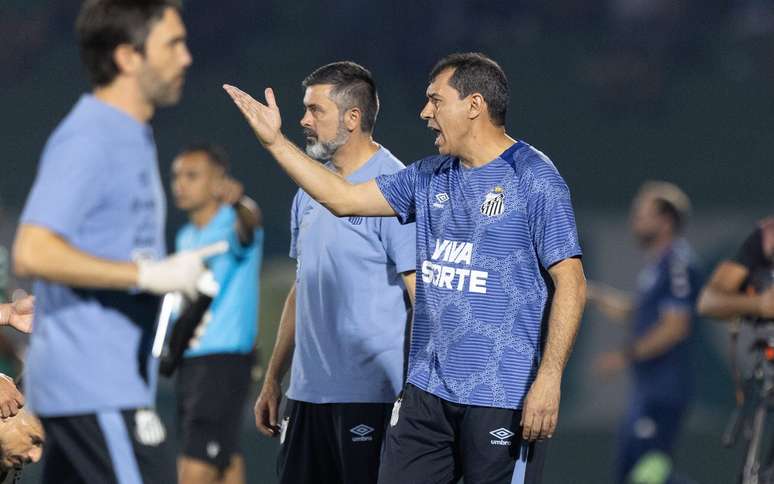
<box><xmin>592</xmin><ymin>350</ymin><xmax>628</xmax><ymax>379</ymax></box>
<box><xmin>0</xmin><ymin>295</ymin><xmax>34</xmax><ymax>334</ymax></box>
<box><xmin>0</xmin><ymin>409</ymin><xmax>43</xmax><ymax>470</ymax></box>
<box><xmin>0</xmin><ymin>376</ymin><xmax>23</xmax><ymax>419</ymax></box>
<box><xmin>137</xmin><ymin>242</ymin><xmax>227</xmax><ymax>298</ymax></box>
<box><xmin>521</xmin><ymin>372</ymin><xmax>561</xmax><ymax>441</ymax></box>
<box><xmin>223</xmin><ymin>85</ymin><xmax>283</xmax><ymax>147</ymax></box>
<box><xmin>254</xmin><ymin>378</ymin><xmax>282</xmax><ymax>437</ymax></box>
<box><xmin>217</xmin><ymin>176</ymin><xmax>245</xmax><ymax>206</ymax></box>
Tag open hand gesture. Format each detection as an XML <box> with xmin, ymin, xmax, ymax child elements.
<box><xmin>223</xmin><ymin>84</ymin><xmax>283</xmax><ymax>147</ymax></box>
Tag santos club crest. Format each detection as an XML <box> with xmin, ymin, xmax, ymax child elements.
<box><xmin>480</xmin><ymin>186</ymin><xmax>505</xmax><ymax>217</ymax></box>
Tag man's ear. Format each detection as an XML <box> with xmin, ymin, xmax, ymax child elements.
<box><xmin>113</xmin><ymin>44</ymin><xmax>142</xmax><ymax>77</ymax></box>
<box><xmin>343</xmin><ymin>107</ymin><xmax>362</xmax><ymax>132</ymax></box>
<box><xmin>468</xmin><ymin>93</ymin><xmax>485</xmax><ymax>121</ymax></box>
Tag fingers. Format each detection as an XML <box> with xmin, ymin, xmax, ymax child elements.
<box><xmin>521</xmin><ymin>406</ymin><xmax>556</xmax><ymax>441</ymax></box>
<box><xmin>191</xmin><ymin>241</ymin><xmax>229</xmax><ymax>259</ymax></box>
<box><xmin>265</xmin><ymin>88</ymin><xmax>277</xmax><ymax>109</ymax></box>
<box><xmin>254</xmin><ymin>396</ymin><xmax>277</xmax><ymax>437</ymax></box>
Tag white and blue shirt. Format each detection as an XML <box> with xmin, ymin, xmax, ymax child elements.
<box><xmin>21</xmin><ymin>95</ymin><xmax>166</xmax><ymax>416</ymax></box>
<box><xmin>288</xmin><ymin>147</ymin><xmax>416</xmax><ymax>403</ymax></box>
<box><xmin>176</xmin><ymin>205</ymin><xmax>263</xmax><ymax>356</ymax></box>
<box><xmin>375</xmin><ymin>141</ymin><xmax>582</xmax><ymax>410</ymax></box>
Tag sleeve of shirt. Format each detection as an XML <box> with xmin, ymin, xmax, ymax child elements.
<box><xmin>528</xmin><ymin>169</ymin><xmax>583</xmax><ymax>269</ymax></box>
<box><xmin>374</xmin><ymin>162</ymin><xmax>419</xmax><ymax>225</ymax></box>
<box><xmin>20</xmin><ymin>136</ymin><xmax>106</xmax><ymax>241</ymax></box>
<box><xmin>289</xmin><ymin>191</ymin><xmax>301</xmax><ymax>259</ymax></box>
<box><xmin>379</xmin><ymin>216</ymin><xmax>416</xmax><ymax>274</ymax></box>
<box><xmin>732</xmin><ymin>228</ymin><xmax>764</xmax><ymax>273</ymax></box>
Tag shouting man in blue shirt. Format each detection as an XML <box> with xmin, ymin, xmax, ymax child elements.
<box><xmin>225</xmin><ymin>53</ymin><xmax>586</xmax><ymax>484</ymax></box>
<box><xmin>12</xmin><ymin>1</ymin><xmax>212</xmax><ymax>483</ymax></box>
<box><xmin>171</xmin><ymin>143</ymin><xmax>263</xmax><ymax>484</ymax></box>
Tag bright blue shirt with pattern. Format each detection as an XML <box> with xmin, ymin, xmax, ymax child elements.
<box><xmin>375</xmin><ymin>141</ymin><xmax>582</xmax><ymax>409</ymax></box>
<box><xmin>176</xmin><ymin>205</ymin><xmax>263</xmax><ymax>356</ymax></box>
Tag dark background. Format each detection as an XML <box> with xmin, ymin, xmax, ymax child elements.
<box><xmin>1</xmin><ymin>1</ymin><xmax>772</xmax><ymax>482</ymax></box>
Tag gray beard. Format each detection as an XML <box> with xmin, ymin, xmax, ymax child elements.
<box><xmin>305</xmin><ymin>124</ymin><xmax>350</xmax><ymax>161</ymax></box>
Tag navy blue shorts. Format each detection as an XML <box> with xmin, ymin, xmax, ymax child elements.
<box><xmin>378</xmin><ymin>384</ymin><xmax>547</xmax><ymax>484</ymax></box>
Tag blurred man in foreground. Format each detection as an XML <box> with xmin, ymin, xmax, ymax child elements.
<box><xmin>12</xmin><ymin>1</ymin><xmax>211</xmax><ymax>482</ymax></box>
<box><xmin>588</xmin><ymin>181</ymin><xmax>700</xmax><ymax>483</ymax></box>
<box><xmin>171</xmin><ymin>143</ymin><xmax>263</xmax><ymax>484</ymax></box>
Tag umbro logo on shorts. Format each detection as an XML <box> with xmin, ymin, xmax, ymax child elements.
<box><xmin>489</xmin><ymin>427</ymin><xmax>515</xmax><ymax>446</ymax></box>
<box><xmin>350</xmin><ymin>424</ymin><xmax>375</xmax><ymax>442</ymax></box>
<box><xmin>348</xmin><ymin>216</ymin><xmax>363</xmax><ymax>225</ymax></box>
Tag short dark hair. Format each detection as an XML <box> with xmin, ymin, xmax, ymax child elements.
<box><xmin>302</xmin><ymin>61</ymin><xmax>379</xmax><ymax>133</ymax></box>
<box><xmin>76</xmin><ymin>0</ymin><xmax>182</xmax><ymax>87</ymax></box>
<box><xmin>639</xmin><ymin>181</ymin><xmax>692</xmax><ymax>233</ymax></box>
<box><xmin>429</xmin><ymin>52</ymin><xmax>509</xmax><ymax>126</ymax></box>
<box><xmin>177</xmin><ymin>142</ymin><xmax>230</xmax><ymax>172</ymax></box>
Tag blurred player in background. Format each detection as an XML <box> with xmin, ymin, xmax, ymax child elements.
<box><xmin>171</xmin><ymin>143</ymin><xmax>263</xmax><ymax>484</ymax></box>
<box><xmin>252</xmin><ymin>61</ymin><xmax>416</xmax><ymax>484</ymax></box>
<box><xmin>587</xmin><ymin>181</ymin><xmax>700</xmax><ymax>483</ymax></box>
<box><xmin>225</xmin><ymin>52</ymin><xmax>585</xmax><ymax>484</ymax></box>
<box><xmin>11</xmin><ymin>1</ymin><xmax>214</xmax><ymax>482</ymax></box>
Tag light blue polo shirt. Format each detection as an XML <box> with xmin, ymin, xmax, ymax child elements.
<box><xmin>288</xmin><ymin>147</ymin><xmax>416</xmax><ymax>403</ymax></box>
<box><xmin>176</xmin><ymin>205</ymin><xmax>263</xmax><ymax>356</ymax></box>
<box><xmin>20</xmin><ymin>95</ymin><xmax>166</xmax><ymax>416</ymax></box>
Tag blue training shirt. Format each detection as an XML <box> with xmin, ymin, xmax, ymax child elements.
<box><xmin>176</xmin><ymin>205</ymin><xmax>263</xmax><ymax>356</ymax></box>
<box><xmin>21</xmin><ymin>95</ymin><xmax>166</xmax><ymax>416</ymax></box>
<box><xmin>631</xmin><ymin>238</ymin><xmax>699</xmax><ymax>405</ymax></box>
<box><xmin>288</xmin><ymin>147</ymin><xmax>416</xmax><ymax>403</ymax></box>
<box><xmin>375</xmin><ymin>141</ymin><xmax>582</xmax><ymax>410</ymax></box>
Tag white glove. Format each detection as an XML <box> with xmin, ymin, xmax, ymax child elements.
<box><xmin>137</xmin><ymin>242</ymin><xmax>228</xmax><ymax>299</ymax></box>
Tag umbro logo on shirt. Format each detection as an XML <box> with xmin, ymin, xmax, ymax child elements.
<box><xmin>489</xmin><ymin>427</ymin><xmax>515</xmax><ymax>446</ymax></box>
<box><xmin>433</xmin><ymin>192</ymin><xmax>449</xmax><ymax>209</ymax></box>
<box><xmin>350</xmin><ymin>424</ymin><xmax>375</xmax><ymax>442</ymax></box>
<box><xmin>481</xmin><ymin>187</ymin><xmax>505</xmax><ymax>217</ymax></box>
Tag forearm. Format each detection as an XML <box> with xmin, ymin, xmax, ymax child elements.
<box><xmin>13</xmin><ymin>225</ymin><xmax>137</xmax><ymax>289</ymax></box>
<box><xmin>628</xmin><ymin>318</ymin><xmax>689</xmax><ymax>362</ymax></box>
<box><xmin>697</xmin><ymin>287</ymin><xmax>761</xmax><ymax>319</ymax></box>
<box><xmin>264</xmin><ymin>284</ymin><xmax>297</xmax><ymax>383</ymax></box>
<box><xmin>266</xmin><ymin>136</ymin><xmax>359</xmax><ymax>215</ymax></box>
<box><xmin>586</xmin><ymin>281</ymin><xmax>633</xmax><ymax>322</ymax></box>
<box><xmin>234</xmin><ymin>196</ymin><xmax>261</xmax><ymax>245</ymax></box>
<box><xmin>537</xmin><ymin>266</ymin><xmax>586</xmax><ymax>378</ymax></box>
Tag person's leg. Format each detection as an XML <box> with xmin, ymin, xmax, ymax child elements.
<box><xmin>118</xmin><ymin>408</ymin><xmax>176</xmax><ymax>483</ymax></box>
<box><xmin>377</xmin><ymin>384</ymin><xmax>460</xmax><ymax>484</ymax></box>
<box><xmin>459</xmin><ymin>405</ymin><xmax>547</xmax><ymax>484</ymax></box>
<box><xmin>41</xmin><ymin>412</ymin><xmax>143</xmax><ymax>484</ymax></box>
<box><xmin>330</xmin><ymin>401</ymin><xmax>391</xmax><ymax>484</ymax></box>
<box><xmin>218</xmin><ymin>454</ymin><xmax>246</xmax><ymax>484</ymax></box>
<box><xmin>277</xmin><ymin>399</ymin><xmax>338</xmax><ymax>484</ymax></box>
<box><xmin>176</xmin><ymin>354</ymin><xmax>253</xmax><ymax>484</ymax></box>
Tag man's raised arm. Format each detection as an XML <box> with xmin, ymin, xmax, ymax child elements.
<box><xmin>223</xmin><ymin>84</ymin><xmax>393</xmax><ymax>217</ymax></box>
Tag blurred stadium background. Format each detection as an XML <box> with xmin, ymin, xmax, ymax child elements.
<box><xmin>1</xmin><ymin>1</ymin><xmax>773</xmax><ymax>482</ymax></box>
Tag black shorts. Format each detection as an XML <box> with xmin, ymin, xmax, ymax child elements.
<box><xmin>40</xmin><ymin>408</ymin><xmax>175</xmax><ymax>484</ymax></box>
<box><xmin>176</xmin><ymin>352</ymin><xmax>254</xmax><ymax>470</ymax></box>
<box><xmin>277</xmin><ymin>398</ymin><xmax>392</xmax><ymax>484</ymax></box>
<box><xmin>378</xmin><ymin>384</ymin><xmax>547</xmax><ymax>484</ymax></box>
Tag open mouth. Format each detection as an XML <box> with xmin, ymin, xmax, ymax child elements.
<box><xmin>429</xmin><ymin>126</ymin><xmax>443</xmax><ymax>146</ymax></box>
